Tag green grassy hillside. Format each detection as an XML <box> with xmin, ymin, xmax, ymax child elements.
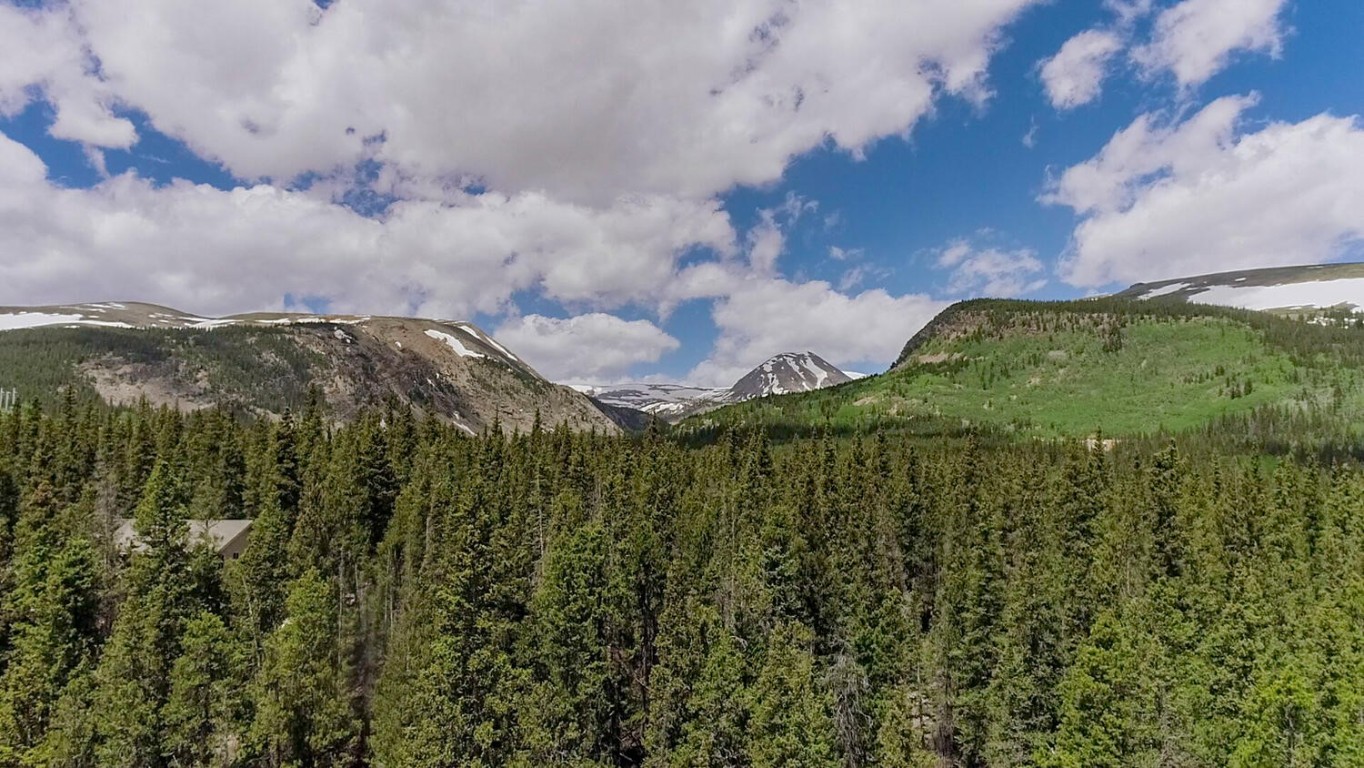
<box><xmin>682</xmin><ymin>298</ymin><xmax>1364</xmax><ymax>442</ymax></box>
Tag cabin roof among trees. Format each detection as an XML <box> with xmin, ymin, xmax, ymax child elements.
<box><xmin>113</xmin><ymin>518</ymin><xmax>253</xmax><ymax>554</ymax></box>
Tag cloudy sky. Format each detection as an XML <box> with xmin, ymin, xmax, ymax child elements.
<box><xmin>1</xmin><ymin>0</ymin><xmax>1361</xmax><ymax>385</ymax></box>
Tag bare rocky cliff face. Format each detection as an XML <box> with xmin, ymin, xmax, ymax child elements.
<box><xmin>0</xmin><ymin>302</ymin><xmax>619</xmax><ymax>434</ymax></box>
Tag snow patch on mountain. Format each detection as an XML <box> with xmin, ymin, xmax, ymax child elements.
<box><xmin>424</xmin><ymin>329</ymin><xmax>485</xmax><ymax>359</ymax></box>
<box><xmin>1140</xmin><ymin>282</ymin><xmax>1191</xmax><ymax>299</ymax></box>
<box><xmin>1194</xmin><ymin>279</ymin><xmax>1364</xmax><ymax>311</ymax></box>
<box><xmin>1120</xmin><ymin>264</ymin><xmax>1364</xmax><ymax>314</ymax></box>
<box><xmin>580</xmin><ymin>383</ymin><xmax>729</xmax><ymax>418</ymax></box>
<box><xmin>728</xmin><ymin>352</ymin><xmax>853</xmax><ymax>401</ymax></box>
<box><xmin>0</xmin><ymin>312</ymin><xmax>90</xmax><ymax>330</ymax></box>
<box><xmin>457</xmin><ymin>323</ymin><xmax>520</xmax><ymax>361</ymax></box>
<box><xmin>587</xmin><ymin>352</ymin><xmax>853</xmax><ymax>422</ymax></box>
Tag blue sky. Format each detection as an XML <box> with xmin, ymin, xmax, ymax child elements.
<box><xmin>1</xmin><ymin>0</ymin><xmax>1361</xmax><ymax>384</ymax></box>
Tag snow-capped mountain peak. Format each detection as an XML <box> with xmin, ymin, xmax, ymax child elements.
<box><xmin>727</xmin><ymin>352</ymin><xmax>853</xmax><ymax>400</ymax></box>
<box><xmin>587</xmin><ymin>352</ymin><xmax>853</xmax><ymax>422</ymax></box>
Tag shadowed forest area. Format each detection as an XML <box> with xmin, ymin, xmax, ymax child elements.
<box><xmin>1</xmin><ymin>393</ymin><xmax>1362</xmax><ymax>767</ymax></box>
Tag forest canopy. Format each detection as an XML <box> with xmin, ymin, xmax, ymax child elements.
<box><xmin>0</xmin><ymin>395</ymin><xmax>1361</xmax><ymax>767</ymax></box>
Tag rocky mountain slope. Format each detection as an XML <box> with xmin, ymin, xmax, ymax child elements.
<box><xmin>584</xmin><ymin>352</ymin><xmax>853</xmax><ymax>422</ymax></box>
<box><xmin>575</xmin><ymin>383</ymin><xmax>729</xmax><ymax>421</ymax></box>
<box><xmin>0</xmin><ymin>302</ymin><xmax>618</xmax><ymax>434</ymax></box>
<box><xmin>685</xmin><ymin>296</ymin><xmax>1364</xmax><ymax>441</ymax></box>
<box><xmin>727</xmin><ymin>351</ymin><xmax>854</xmax><ymax>400</ymax></box>
<box><xmin>1115</xmin><ymin>262</ymin><xmax>1364</xmax><ymax>314</ymax></box>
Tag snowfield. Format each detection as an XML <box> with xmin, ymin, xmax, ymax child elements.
<box><xmin>1192</xmin><ymin>278</ymin><xmax>1364</xmax><ymax>311</ymax></box>
<box><xmin>0</xmin><ymin>312</ymin><xmax>89</xmax><ymax>330</ymax></box>
<box><xmin>424</xmin><ymin>329</ymin><xmax>486</xmax><ymax>359</ymax></box>
<box><xmin>1140</xmin><ymin>282</ymin><xmax>1191</xmax><ymax>299</ymax></box>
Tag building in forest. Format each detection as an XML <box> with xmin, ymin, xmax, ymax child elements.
<box><xmin>113</xmin><ymin>519</ymin><xmax>253</xmax><ymax>560</ymax></box>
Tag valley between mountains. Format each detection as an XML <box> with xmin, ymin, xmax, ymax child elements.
<box><xmin>4</xmin><ymin>262</ymin><xmax>1364</xmax><ymax>768</ymax></box>
<box><xmin>3</xmin><ymin>262</ymin><xmax>1363</xmax><ymax>443</ymax></box>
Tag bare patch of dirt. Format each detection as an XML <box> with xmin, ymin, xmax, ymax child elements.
<box><xmin>81</xmin><ymin>359</ymin><xmax>215</xmax><ymax>412</ymax></box>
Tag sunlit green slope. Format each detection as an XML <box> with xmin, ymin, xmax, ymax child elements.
<box><xmin>682</xmin><ymin>298</ymin><xmax>1364</xmax><ymax>440</ymax></box>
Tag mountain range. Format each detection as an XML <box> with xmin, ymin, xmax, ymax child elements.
<box><xmin>2</xmin><ymin>263</ymin><xmax>1362</xmax><ymax>436</ymax></box>
<box><xmin>579</xmin><ymin>351</ymin><xmax>855</xmax><ymax>422</ymax></box>
<box><xmin>0</xmin><ymin>302</ymin><xmax>614</xmax><ymax>434</ymax></box>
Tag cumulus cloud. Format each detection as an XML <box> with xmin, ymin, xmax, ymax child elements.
<box><xmin>0</xmin><ymin>131</ymin><xmax>735</xmax><ymax>318</ymax></box>
<box><xmin>1035</xmin><ymin>0</ymin><xmax>1152</xmax><ymax>112</ymax></box>
<box><xmin>1039</xmin><ymin>0</ymin><xmax>1286</xmax><ymax>111</ymax></box>
<box><xmin>1133</xmin><ymin>0</ymin><xmax>1289</xmax><ymax>89</ymax></box>
<box><xmin>1045</xmin><ymin>95</ymin><xmax>1364</xmax><ymax>287</ymax></box>
<box><xmin>687</xmin><ymin>276</ymin><xmax>948</xmax><ymax>386</ymax></box>
<box><xmin>935</xmin><ymin>239</ymin><xmax>1046</xmax><ymax>296</ymax></box>
<box><xmin>50</xmin><ymin>0</ymin><xmax>1039</xmax><ymax>201</ymax></box>
<box><xmin>1039</xmin><ymin>29</ymin><xmax>1125</xmax><ymax>109</ymax></box>
<box><xmin>0</xmin><ymin>0</ymin><xmax>1053</xmax><ymax>383</ymax></box>
<box><xmin>493</xmin><ymin>313</ymin><xmax>680</xmax><ymax>383</ymax></box>
<box><xmin>0</xmin><ymin>5</ymin><xmax>135</xmax><ymax>147</ymax></box>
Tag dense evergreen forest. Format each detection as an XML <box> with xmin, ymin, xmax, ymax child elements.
<box><xmin>2</xmin><ymin>393</ymin><xmax>1363</xmax><ymax>767</ymax></box>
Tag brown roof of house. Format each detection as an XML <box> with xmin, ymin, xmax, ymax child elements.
<box><xmin>114</xmin><ymin>519</ymin><xmax>253</xmax><ymax>555</ymax></box>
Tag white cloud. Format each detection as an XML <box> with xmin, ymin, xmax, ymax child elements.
<box><xmin>1039</xmin><ymin>29</ymin><xmax>1125</xmax><ymax>109</ymax></box>
<box><xmin>53</xmin><ymin>0</ymin><xmax>1038</xmax><ymax>201</ymax></box>
<box><xmin>935</xmin><ymin>238</ymin><xmax>1046</xmax><ymax>296</ymax></box>
<box><xmin>1105</xmin><ymin>0</ymin><xmax>1154</xmax><ymax>26</ymax></box>
<box><xmin>1043</xmin><ymin>94</ymin><xmax>1256</xmax><ymax>215</ymax></box>
<box><xmin>0</xmin><ymin>130</ymin><xmax>48</xmax><ymax>188</ymax></box>
<box><xmin>0</xmin><ymin>0</ymin><xmax>1047</xmax><ymax>383</ymax></box>
<box><xmin>687</xmin><ymin>276</ymin><xmax>948</xmax><ymax>386</ymax></box>
<box><xmin>0</xmin><ymin>131</ymin><xmax>735</xmax><ymax>318</ymax></box>
<box><xmin>0</xmin><ymin>5</ymin><xmax>135</xmax><ymax>148</ymax></box>
<box><xmin>838</xmin><ymin>264</ymin><xmax>886</xmax><ymax>292</ymax></box>
<box><xmin>747</xmin><ymin>211</ymin><xmax>786</xmax><ymax>276</ymax></box>
<box><xmin>1133</xmin><ymin>0</ymin><xmax>1289</xmax><ymax>89</ymax></box>
<box><xmin>1046</xmin><ymin>96</ymin><xmax>1364</xmax><ymax>287</ymax></box>
<box><xmin>1038</xmin><ymin>0</ymin><xmax>1284</xmax><ymax>111</ymax></box>
<box><xmin>493</xmin><ymin>313</ymin><xmax>680</xmax><ymax>383</ymax></box>
<box><xmin>1035</xmin><ymin>0</ymin><xmax>1153</xmax><ymax>112</ymax></box>
<box><xmin>745</xmin><ymin>192</ymin><xmax>817</xmax><ymax>275</ymax></box>
<box><xmin>663</xmin><ymin>195</ymin><xmax>950</xmax><ymax>385</ymax></box>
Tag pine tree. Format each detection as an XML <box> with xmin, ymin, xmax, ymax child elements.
<box><xmin>161</xmin><ymin>610</ymin><xmax>241</xmax><ymax>768</ymax></box>
<box><xmin>90</xmin><ymin>459</ymin><xmax>201</xmax><ymax>768</ymax></box>
<box><xmin>247</xmin><ymin>569</ymin><xmax>358</xmax><ymax>768</ymax></box>
<box><xmin>0</xmin><ymin>512</ymin><xmax>101</xmax><ymax>764</ymax></box>
<box><xmin>746</xmin><ymin>623</ymin><xmax>838</xmax><ymax>768</ymax></box>
<box><xmin>874</xmin><ymin>683</ymin><xmax>935</xmax><ymax>768</ymax></box>
<box><xmin>1042</xmin><ymin>613</ymin><xmax>1158</xmax><ymax>768</ymax></box>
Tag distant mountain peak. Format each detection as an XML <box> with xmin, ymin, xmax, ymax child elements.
<box><xmin>728</xmin><ymin>351</ymin><xmax>853</xmax><ymax>400</ymax></box>
<box><xmin>587</xmin><ymin>351</ymin><xmax>852</xmax><ymax>422</ymax></box>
